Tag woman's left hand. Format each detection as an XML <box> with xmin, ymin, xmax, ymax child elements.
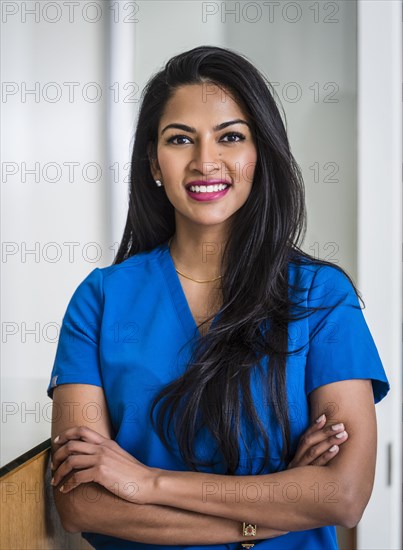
<box><xmin>50</xmin><ymin>425</ymin><xmax>156</xmax><ymax>504</ymax></box>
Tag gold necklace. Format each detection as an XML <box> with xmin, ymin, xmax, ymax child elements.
<box><xmin>168</xmin><ymin>237</ymin><xmax>222</xmax><ymax>283</ymax></box>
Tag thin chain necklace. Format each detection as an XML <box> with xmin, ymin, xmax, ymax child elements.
<box><xmin>168</xmin><ymin>237</ymin><xmax>223</xmax><ymax>283</ymax></box>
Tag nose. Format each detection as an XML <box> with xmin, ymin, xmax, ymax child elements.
<box><xmin>189</xmin><ymin>137</ymin><xmax>221</xmax><ymax>175</ymax></box>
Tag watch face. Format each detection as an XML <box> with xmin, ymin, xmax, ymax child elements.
<box><xmin>243</xmin><ymin>522</ymin><xmax>257</xmax><ymax>536</ymax></box>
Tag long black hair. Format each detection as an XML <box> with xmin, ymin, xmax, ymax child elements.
<box><xmin>113</xmin><ymin>45</ymin><xmax>364</xmax><ymax>475</ymax></box>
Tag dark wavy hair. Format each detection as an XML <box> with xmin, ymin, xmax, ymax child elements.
<box><xmin>113</xmin><ymin>45</ymin><xmax>364</xmax><ymax>475</ymax></box>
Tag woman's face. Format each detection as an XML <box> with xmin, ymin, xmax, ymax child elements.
<box><xmin>149</xmin><ymin>83</ymin><xmax>257</xmax><ymax>231</ymax></box>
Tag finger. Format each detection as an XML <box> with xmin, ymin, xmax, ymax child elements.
<box><xmin>53</xmin><ymin>425</ymin><xmax>107</xmax><ymax>447</ymax></box>
<box><xmin>315</xmin><ymin>420</ymin><xmax>347</xmax><ymax>441</ymax></box>
<box><xmin>58</xmin><ymin>469</ymin><xmax>142</xmax><ymax>504</ymax></box>
<box><xmin>292</xmin><ymin>420</ymin><xmax>347</xmax><ymax>466</ymax></box>
<box><xmin>313</xmin><ymin>413</ymin><xmax>326</xmax><ymax>427</ymax></box>
<box><xmin>290</xmin><ymin>415</ymin><xmax>328</xmax><ymax>465</ymax></box>
<box><xmin>57</xmin><ymin>466</ymin><xmax>99</xmax><ymax>493</ymax></box>
<box><xmin>310</xmin><ymin>444</ymin><xmax>340</xmax><ymax>466</ymax></box>
<box><xmin>302</xmin><ymin>431</ymin><xmax>349</xmax><ymax>466</ymax></box>
<box><xmin>52</xmin><ymin>439</ymin><xmax>97</xmax><ymax>471</ymax></box>
<box><xmin>51</xmin><ymin>454</ymin><xmax>96</xmax><ymax>487</ymax></box>
<box><xmin>290</xmin><ymin>428</ymin><xmax>324</xmax><ymax>467</ymax></box>
<box><xmin>307</xmin><ymin>414</ymin><xmax>327</xmax><ymax>434</ymax></box>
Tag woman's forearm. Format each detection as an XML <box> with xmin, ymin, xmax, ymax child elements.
<box><xmin>57</xmin><ymin>482</ymin><xmax>289</xmax><ymax>545</ymax></box>
<box><xmin>151</xmin><ymin>464</ymin><xmax>353</xmax><ymax>531</ymax></box>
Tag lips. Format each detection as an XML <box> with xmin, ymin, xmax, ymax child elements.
<box><xmin>185</xmin><ymin>179</ymin><xmax>232</xmax><ymax>190</ymax></box>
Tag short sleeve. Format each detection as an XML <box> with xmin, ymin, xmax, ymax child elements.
<box><xmin>46</xmin><ymin>267</ymin><xmax>104</xmax><ymax>399</ymax></box>
<box><xmin>305</xmin><ymin>265</ymin><xmax>390</xmax><ymax>404</ymax></box>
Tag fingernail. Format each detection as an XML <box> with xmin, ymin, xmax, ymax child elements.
<box><xmin>50</xmin><ymin>477</ymin><xmax>55</xmax><ymax>485</ymax></box>
<box><xmin>53</xmin><ymin>435</ymin><xmax>60</xmax><ymax>444</ymax></box>
<box><xmin>329</xmin><ymin>445</ymin><xmax>338</xmax><ymax>452</ymax></box>
<box><xmin>59</xmin><ymin>485</ymin><xmax>64</xmax><ymax>492</ymax></box>
<box><xmin>50</xmin><ymin>461</ymin><xmax>54</xmax><ymax>470</ymax></box>
<box><xmin>335</xmin><ymin>430</ymin><xmax>347</xmax><ymax>439</ymax></box>
<box><xmin>316</xmin><ymin>414</ymin><xmax>325</xmax><ymax>423</ymax></box>
<box><xmin>332</xmin><ymin>423</ymin><xmax>344</xmax><ymax>431</ymax></box>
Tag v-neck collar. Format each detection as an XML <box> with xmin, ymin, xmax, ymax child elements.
<box><xmin>158</xmin><ymin>239</ymin><xmax>221</xmax><ymax>342</ymax></box>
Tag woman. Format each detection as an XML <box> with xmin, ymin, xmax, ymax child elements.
<box><xmin>47</xmin><ymin>45</ymin><xmax>390</xmax><ymax>549</ymax></box>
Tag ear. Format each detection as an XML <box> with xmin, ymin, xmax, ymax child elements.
<box><xmin>147</xmin><ymin>142</ymin><xmax>161</xmax><ymax>181</ymax></box>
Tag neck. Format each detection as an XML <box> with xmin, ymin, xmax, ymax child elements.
<box><xmin>168</xmin><ymin>234</ymin><xmax>227</xmax><ymax>282</ymax></box>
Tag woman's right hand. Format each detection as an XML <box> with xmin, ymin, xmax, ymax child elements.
<box><xmin>286</xmin><ymin>414</ymin><xmax>348</xmax><ymax>469</ymax></box>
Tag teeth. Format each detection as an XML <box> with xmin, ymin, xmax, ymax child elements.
<box><xmin>188</xmin><ymin>183</ymin><xmax>229</xmax><ymax>193</ymax></box>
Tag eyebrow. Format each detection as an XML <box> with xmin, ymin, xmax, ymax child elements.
<box><xmin>161</xmin><ymin>119</ymin><xmax>251</xmax><ymax>135</ymax></box>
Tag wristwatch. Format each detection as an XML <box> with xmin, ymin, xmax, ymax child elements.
<box><xmin>241</xmin><ymin>522</ymin><xmax>257</xmax><ymax>548</ymax></box>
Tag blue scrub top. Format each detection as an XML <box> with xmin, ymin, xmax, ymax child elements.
<box><xmin>47</xmin><ymin>239</ymin><xmax>390</xmax><ymax>550</ymax></box>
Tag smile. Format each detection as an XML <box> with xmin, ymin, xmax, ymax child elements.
<box><xmin>186</xmin><ymin>184</ymin><xmax>231</xmax><ymax>202</ymax></box>
<box><xmin>188</xmin><ymin>183</ymin><xmax>229</xmax><ymax>193</ymax></box>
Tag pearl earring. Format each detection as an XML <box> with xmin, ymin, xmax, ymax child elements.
<box><xmin>155</xmin><ymin>179</ymin><xmax>163</xmax><ymax>187</ymax></box>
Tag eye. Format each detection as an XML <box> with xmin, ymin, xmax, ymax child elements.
<box><xmin>166</xmin><ymin>131</ymin><xmax>246</xmax><ymax>145</ymax></box>
<box><xmin>220</xmin><ymin>131</ymin><xmax>246</xmax><ymax>142</ymax></box>
<box><xmin>166</xmin><ymin>135</ymin><xmax>192</xmax><ymax>145</ymax></box>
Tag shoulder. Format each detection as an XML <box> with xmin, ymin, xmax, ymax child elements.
<box><xmin>288</xmin><ymin>254</ymin><xmax>358</xmax><ymax>304</ymax></box>
<box><xmin>70</xmin><ymin>243</ymin><xmax>165</xmax><ymax>303</ymax></box>
<box><xmin>85</xmin><ymin>243</ymin><xmax>164</xmax><ymax>284</ymax></box>
<box><xmin>99</xmin><ymin>243</ymin><xmax>164</xmax><ymax>279</ymax></box>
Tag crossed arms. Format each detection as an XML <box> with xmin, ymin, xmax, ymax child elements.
<box><xmin>51</xmin><ymin>379</ymin><xmax>377</xmax><ymax>545</ymax></box>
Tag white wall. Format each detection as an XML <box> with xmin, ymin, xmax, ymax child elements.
<box><xmin>356</xmin><ymin>2</ymin><xmax>402</xmax><ymax>548</ymax></box>
<box><xmin>1</xmin><ymin>0</ymin><xmax>109</xmax><ymax>465</ymax></box>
